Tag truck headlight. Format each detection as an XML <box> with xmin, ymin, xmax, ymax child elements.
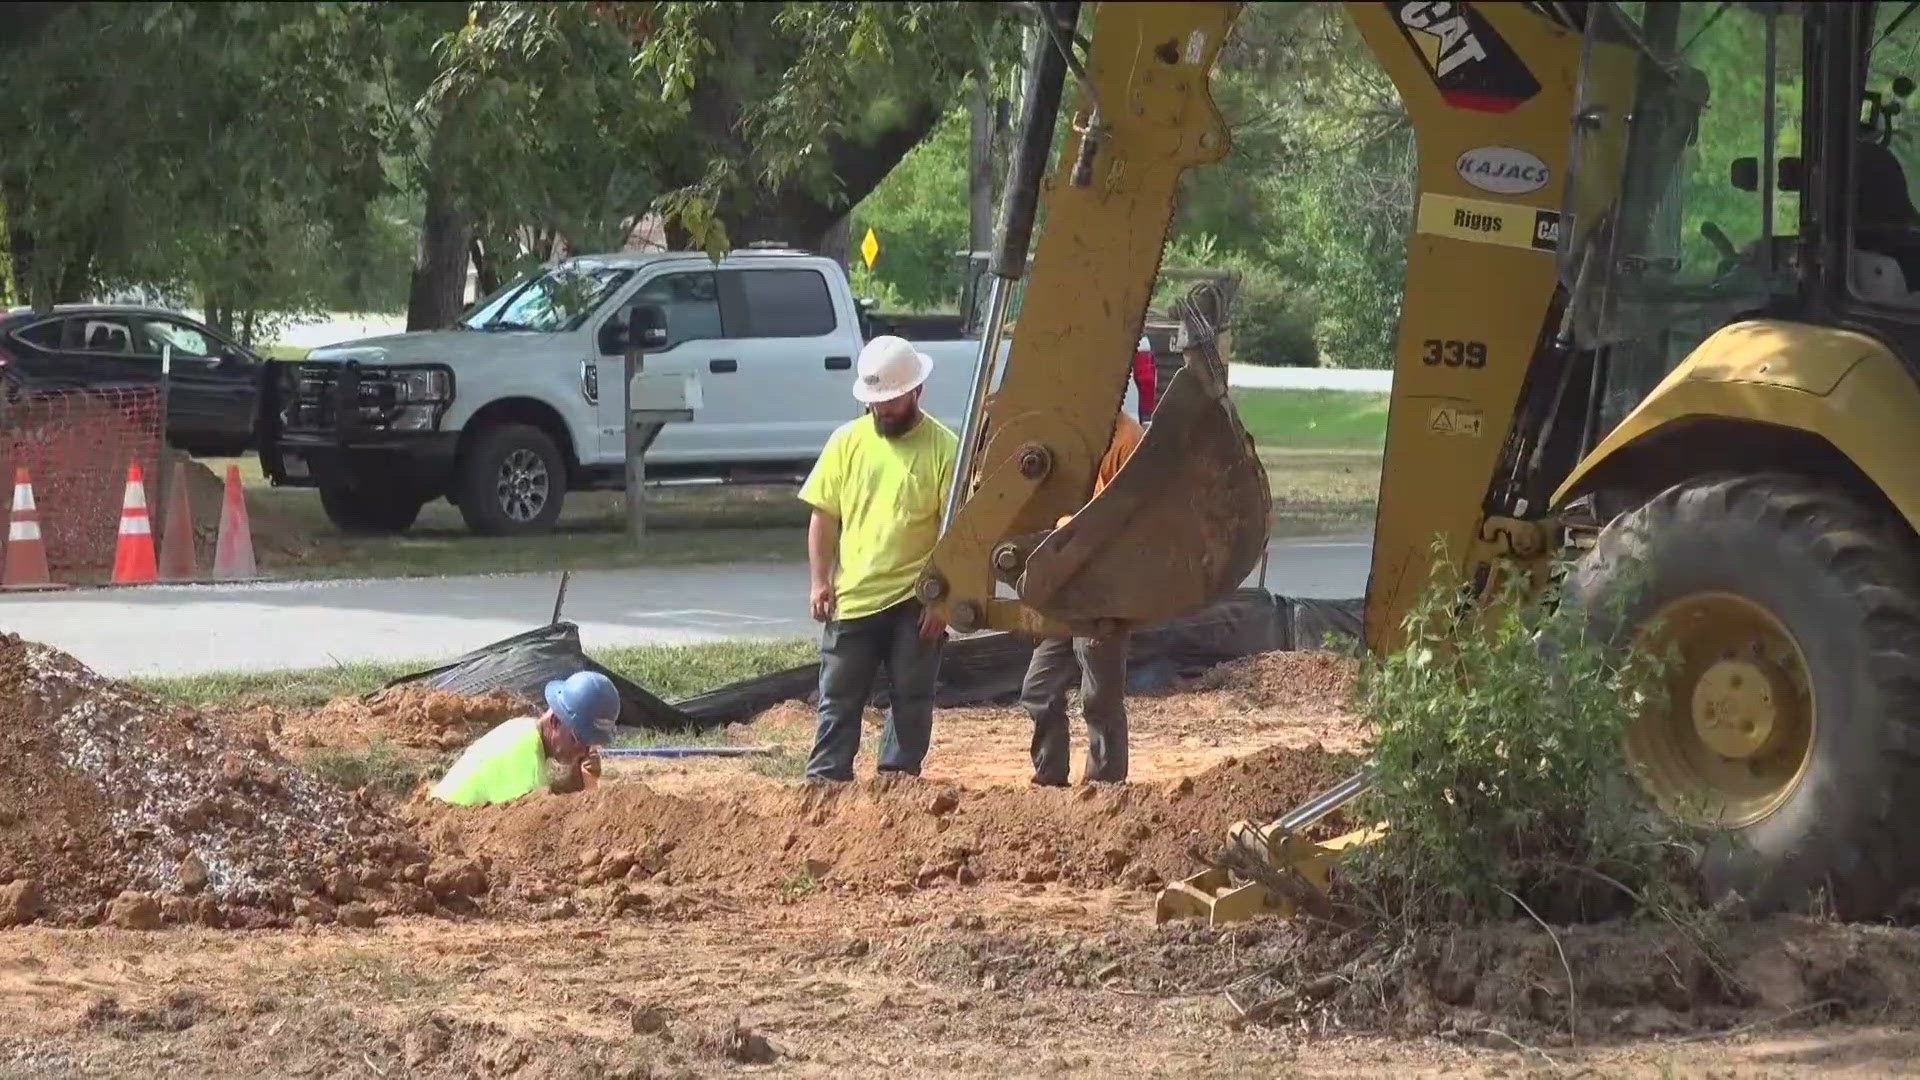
<box><xmin>392</xmin><ymin>368</ymin><xmax>452</xmax><ymax>405</ymax></box>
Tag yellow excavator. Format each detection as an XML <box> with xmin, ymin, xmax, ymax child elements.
<box><xmin>922</xmin><ymin>0</ymin><xmax>1920</xmax><ymax>923</ymax></box>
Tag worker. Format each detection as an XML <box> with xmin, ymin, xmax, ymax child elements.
<box><xmin>1020</xmin><ymin>406</ymin><xmax>1146</xmax><ymax>786</ymax></box>
<box><xmin>798</xmin><ymin>334</ymin><xmax>959</xmax><ymax>783</ymax></box>
<box><xmin>428</xmin><ymin>670</ymin><xmax>620</xmax><ymax>805</ymax></box>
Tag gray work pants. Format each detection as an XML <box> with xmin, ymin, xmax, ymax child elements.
<box><xmin>1020</xmin><ymin>632</ymin><xmax>1129</xmax><ymax>785</ymax></box>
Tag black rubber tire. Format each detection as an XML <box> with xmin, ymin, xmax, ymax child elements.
<box><xmin>318</xmin><ymin>480</ymin><xmax>424</xmax><ymax>536</ymax></box>
<box><xmin>455</xmin><ymin>422</ymin><xmax>566</xmax><ymax>536</ymax></box>
<box><xmin>1566</xmin><ymin>472</ymin><xmax>1920</xmax><ymax>920</ymax></box>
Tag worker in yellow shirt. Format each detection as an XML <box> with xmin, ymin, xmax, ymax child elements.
<box><xmin>428</xmin><ymin>670</ymin><xmax>620</xmax><ymax>805</ymax></box>
<box><xmin>797</xmin><ymin>335</ymin><xmax>958</xmax><ymax>782</ymax></box>
<box><xmin>1020</xmin><ymin>406</ymin><xmax>1145</xmax><ymax>786</ymax></box>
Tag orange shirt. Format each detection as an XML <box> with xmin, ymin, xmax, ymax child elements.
<box><xmin>1058</xmin><ymin>412</ymin><xmax>1145</xmax><ymax>527</ymax></box>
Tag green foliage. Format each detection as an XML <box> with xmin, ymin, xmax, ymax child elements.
<box><xmin>1156</xmin><ymin>234</ymin><xmax>1321</xmax><ymax>367</ymax></box>
<box><xmin>1339</xmin><ymin>543</ymin><xmax>1687</xmax><ymax>925</ymax></box>
<box><xmin>849</xmin><ymin>104</ymin><xmax>972</xmax><ymax>309</ymax></box>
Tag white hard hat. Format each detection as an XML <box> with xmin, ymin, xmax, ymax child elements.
<box><xmin>852</xmin><ymin>335</ymin><xmax>933</xmax><ymax>404</ymax></box>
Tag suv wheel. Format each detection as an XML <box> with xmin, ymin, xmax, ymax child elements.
<box><xmin>319</xmin><ymin>481</ymin><xmax>425</xmax><ymax>535</ymax></box>
<box><xmin>457</xmin><ymin>423</ymin><xmax>566</xmax><ymax>536</ymax></box>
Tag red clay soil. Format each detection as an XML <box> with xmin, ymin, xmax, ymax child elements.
<box><xmin>407</xmin><ymin>741</ymin><xmax>1361</xmax><ymax>900</ymax></box>
<box><xmin>0</xmin><ymin>634</ymin><xmax>482</xmax><ymax>930</ymax></box>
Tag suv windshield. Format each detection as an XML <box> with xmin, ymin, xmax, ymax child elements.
<box><xmin>460</xmin><ymin>264</ymin><xmax>635</xmax><ymax>333</ymax></box>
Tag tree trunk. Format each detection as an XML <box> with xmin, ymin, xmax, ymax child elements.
<box><xmin>470</xmin><ymin>236</ymin><xmax>501</xmax><ymax>297</ymax></box>
<box><xmin>53</xmin><ymin>242</ymin><xmax>92</xmax><ymax>304</ymax></box>
<box><xmin>968</xmin><ymin>75</ymin><xmax>994</xmax><ymax>252</ymax></box>
<box><xmin>406</xmin><ymin>126</ymin><xmax>473</xmax><ymax>332</ymax></box>
<box><xmin>816</xmin><ymin>213</ymin><xmax>851</xmax><ymax>268</ymax></box>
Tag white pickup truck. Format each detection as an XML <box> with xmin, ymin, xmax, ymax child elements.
<box><xmin>258</xmin><ymin>248</ymin><xmax>1146</xmax><ymax>536</ymax></box>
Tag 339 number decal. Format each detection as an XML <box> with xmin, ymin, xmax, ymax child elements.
<box><xmin>1421</xmin><ymin>339</ymin><xmax>1487</xmax><ymax>368</ymax></box>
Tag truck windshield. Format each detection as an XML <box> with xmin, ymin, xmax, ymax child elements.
<box><xmin>459</xmin><ymin>264</ymin><xmax>636</xmax><ymax>333</ymax></box>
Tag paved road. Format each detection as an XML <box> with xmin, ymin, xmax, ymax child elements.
<box><xmin>0</xmin><ymin>535</ymin><xmax>1371</xmax><ymax>678</ymax></box>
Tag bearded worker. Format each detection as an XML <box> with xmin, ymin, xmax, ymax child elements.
<box><xmin>797</xmin><ymin>335</ymin><xmax>958</xmax><ymax>783</ymax></box>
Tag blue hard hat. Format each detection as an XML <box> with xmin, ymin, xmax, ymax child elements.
<box><xmin>544</xmin><ymin>670</ymin><xmax>620</xmax><ymax>746</ymax></box>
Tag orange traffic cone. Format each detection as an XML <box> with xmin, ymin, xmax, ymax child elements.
<box><xmin>213</xmin><ymin>464</ymin><xmax>257</xmax><ymax>580</ymax></box>
<box><xmin>111</xmin><ymin>462</ymin><xmax>158</xmax><ymax>585</ymax></box>
<box><xmin>2</xmin><ymin>466</ymin><xmax>59</xmax><ymax>591</ymax></box>
<box><xmin>158</xmin><ymin>460</ymin><xmax>197</xmax><ymax>581</ymax></box>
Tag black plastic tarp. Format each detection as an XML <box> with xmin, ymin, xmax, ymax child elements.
<box><xmin>673</xmin><ymin>589</ymin><xmax>1365</xmax><ymax>727</ymax></box>
<box><xmin>379</xmin><ymin>590</ymin><xmax>1365</xmax><ymax>732</ymax></box>
<box><xmin>379</xmin><ymin>621</ymin><xmax>701</xmax><ymax>732</ymax></box>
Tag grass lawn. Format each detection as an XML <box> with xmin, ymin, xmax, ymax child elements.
<box><xmin>136</xmin><ymin>637</ymin><xmax>817</xmax><ymax>711</ymax></box>
<box><xmin>205</xmin><ymin>452</ymin><xmax>809</xmax><ymax>581</ymax></box>
<box><xmin>1229</xmin><ymin>389</ymin><xmax>1385</xmax><ymax>536</ymax></box>
<box><xmin>204</xmin><ymin>387</ymin><xmax>1385</xmax><ymax>582</ymax></box>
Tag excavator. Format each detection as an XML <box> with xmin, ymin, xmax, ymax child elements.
<box><xmin>921</xmin><ymin>0</ymin><xmax>1920</xmax><ymax>924</ymax></box>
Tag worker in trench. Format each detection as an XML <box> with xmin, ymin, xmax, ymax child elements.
<box><xmin>1020</xmin><ymin>400</ymin><xmax>1146</xmax><ymax>786</ymax></box>
<box><xmin>798</xmin><ymin>335</ymin><xmax>959</xmax><ymax>783</ymax></box>
<box><xmin>428</xmin><ymin>670</ymin><xmax>621</xmax><ymax>805</ymax></box>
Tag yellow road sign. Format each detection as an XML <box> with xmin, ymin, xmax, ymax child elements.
<box><xmin>860</xmin><ymin>227</ymin><xmax>880</xmax><ymax>269</ymax></box>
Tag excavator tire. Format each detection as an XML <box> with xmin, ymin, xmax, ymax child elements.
<box><xmin>1564</xmin><ymin>471</ymin><xmax>1920</xmax><ymax>920</ymax></box>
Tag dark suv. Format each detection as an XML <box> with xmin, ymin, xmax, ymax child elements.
<box><xmin>0</xmin><ymin>304</ymin><xmax>266</xmax><ymax>456</ymax></box>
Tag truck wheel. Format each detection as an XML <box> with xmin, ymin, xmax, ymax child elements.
<box><xmin>1565</xmin><ymin>472</ymin><xmax>1920</xmax><ymax>920</ymax></box>
<box><xmin>456</xmin><ymin>423</ymin><xmax>566</xmax><ymax>536</ymax></box>
<box><xmin>318</xmin><ymin>481</ymin><xmax>424</xmax><ymax>535</ymax></box>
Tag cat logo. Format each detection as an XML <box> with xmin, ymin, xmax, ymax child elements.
<box><xmin>1531</xmin><ymin>209</ymin><xmax>1561</xmax><ymax>251</ymax></box>
<box><xmin>1390</xmin><ymin>1</ymin><xmax>1541</xmax><ymax>114</ymax></box>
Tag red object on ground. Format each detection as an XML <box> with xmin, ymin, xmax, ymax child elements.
<box><xmin>111</xmin><ymin>463</ymin><xmax>157</xmax><ymax>584</ymax></box>
<box><xmin>213</xmin><ymin>464</ymin><xmax>257</xmax><ymax>580</ymax></box>
<box><xmin>3</xmin><ymin>466</ymin><xmax>57</xmax><ymax>590</ymax></box>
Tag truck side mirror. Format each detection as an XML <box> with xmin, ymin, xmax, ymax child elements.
<box><xmin>601</xmin><ymin>303</ymin><xmax>670</xmax><ymax>356</ymax></box>
<box><xmin>1731</xmin><ymin>157</ymin><xmax>1759</xmax><ymax>192</ymax></box>
<box><xmin>627</xmin><ymin>303</ymin><xmax>667</xmax><ymax>353</ymax></box>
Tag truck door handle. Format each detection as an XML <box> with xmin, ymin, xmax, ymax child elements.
<box><xmin>709</xmin><ymin>359</ymin><xmax>737</xmax><ymax>374</ymax></box>
<box><xmin>825</xmin><ymin>356</ymin><xmax>851</xmax><ymax>370</ymax></box>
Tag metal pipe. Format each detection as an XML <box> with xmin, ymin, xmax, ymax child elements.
<box><xmin>939</xmin><ymin>0</ymin><xmax>1074</xmax><ymax>533</ymax></box>
<box><xmin>1277</xmin><ymin>769</ymin><xmax>1373</xmax><ymax>833</ymax></box>
<box><xmin>942</xmin><ymin>276</ymin><xmax>1012</xmax><ymax>532</ymax></box>
<box><xmin>1762</xmin><ymin>10</ymin><xmax>1777</xmax><ymax>263</ymax></box>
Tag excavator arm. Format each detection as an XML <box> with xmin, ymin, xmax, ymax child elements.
<box><xmin>915</xmin><ymin>0</ymin><xmax>1271</xmax><ymax>641</ymax></box>
<box><xmin>917</xmin><ymin>1</ymin><xmax>1619</xmax><ymax>648</ymax></box>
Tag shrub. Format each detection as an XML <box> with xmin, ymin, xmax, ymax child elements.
<box><xmin>1336</xmin><ymin>541</ymin><xmax>1691</xmax><ymax>926</ymax></box>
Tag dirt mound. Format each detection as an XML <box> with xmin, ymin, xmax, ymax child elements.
<box><xmin>0</xmin><ymin>634</ymin><xmax>482</xmax><ymax>929</ymax></box>
<box><xmin>408</xmin><ymin>742</ymin><xmax>1361</xmax><ymax>900</ymax></box>
<box><xmin>163</xmin><ymin>451</ymin><xmax>336</xmax><ymax>568</ymax></box>
<box><xmin>879</xmin><ymin>912</ymin><xmax>1920</xmax><ymax>1044</ymax></box>
<box><xmin>1179</xmin><ymin>650</ymin><xmax>1357</xmax><ymax>712</ymax></box>
<box><xmin>241</xmin><ymin>685</ymin><xmax>535</xmax><ymax>752</ymax></box>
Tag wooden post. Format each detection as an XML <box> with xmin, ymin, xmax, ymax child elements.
<box><xmin>624</xmin><ymin>349</ymin><xmax>646</xmax><ymax>542</ymax></box>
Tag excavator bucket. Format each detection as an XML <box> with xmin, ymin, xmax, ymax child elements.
<box><xmin>1017</xmin><ymin>285</ymin><xmax>1272</xmax><ymax>627</ymax></box>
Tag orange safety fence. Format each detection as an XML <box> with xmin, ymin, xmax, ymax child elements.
<box><xmin>0</xmin><ymin>386</ymin><xmax>163</xmax><ymax>581</ymax></box>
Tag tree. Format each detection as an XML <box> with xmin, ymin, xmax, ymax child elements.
<box><xmin>443</xmin><ymin>1</ymin><xmax>1015</xmax><ymax>260</ymax></box>
<box><xmin>0</xmin><ymin>2</ymin><xmax>389</xmax><ymax>328</ymax></box>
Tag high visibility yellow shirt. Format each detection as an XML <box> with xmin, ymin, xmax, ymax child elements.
<box><xmin>429</xmin><ymin>716</ymin><xmax>548</xmax><ymax>806</ymax></box>
<box><xmin>799</xmin><ymin>411</ymin><xmax>958</xmax><ymax>621</ymax></box>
